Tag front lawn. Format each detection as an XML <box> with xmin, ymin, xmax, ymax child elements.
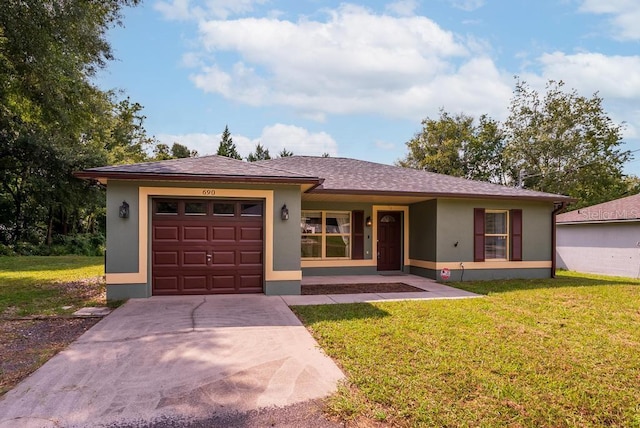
<box><xmin>0</xmin><ymin>256</ymin><xmax>108</xmax><ymax>395</ymax></box>
<box><xmin>0</xmin><ymin>256</ymin><xmax>105</xmax><ymax>316</ymax></box>
<box><xmin>293</xmin><ymin>272</ymin><xmax>640</xmax><ymax>427</ymax></box>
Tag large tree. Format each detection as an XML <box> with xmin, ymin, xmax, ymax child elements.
<box><xmin>216</xmin><ymin>125</ymin><xmax>241</xmax><ymax>159</ymax></box>
<box><xmin>504</xmin><ymin>80</ymin><xmax>630</xmax><ymax>207</ymax></box>
<box><xmin>0</xmin><ymin>0</ymin><xmax>144</xmax><ymax>249</ymax></box>
<box><xmin>398</xmin><ymin>110</ymin><xmax>509</xmax><ymax>184</ymax></box>
<box><xmin>398</xmin><ymin>80</ymin><xmax>632</xmax><ymax>207</ymax></box>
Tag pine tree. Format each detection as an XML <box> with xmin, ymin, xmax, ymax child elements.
<box><xmin>216</xmin><ymin>125</ymin><xmax>241</xmax><ymax>159</ymax></box>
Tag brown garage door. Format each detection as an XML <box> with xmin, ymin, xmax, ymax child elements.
<box><xmin>152</xmin><ymin>199</ymin><xmax>264</xmax><ymax>295</ymax></box>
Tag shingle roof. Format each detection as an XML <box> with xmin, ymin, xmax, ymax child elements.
<box><xmin>557</xmin><ymin>193</ymin><xmax>640</xmax><ymax>223</ymax></box>
<box><xmin>257</xmin><ymin>156</ymin><xmax>571</xmax><ymax>202</ymax></box>
<box><xmin>76</xmin><ymin>155</ymin><xmax>572</xmax><ymax>202</ymax></box>
<box><xmin>75</xmin><ymin>155</ymin><xmax>321</xmax><ymax>185</ymax></box>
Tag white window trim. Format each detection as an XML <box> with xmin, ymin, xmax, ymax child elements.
<box><xmin>485</xmin><ymin>210</ymin><xmax>509</xmax><ymax>261</ymax></box>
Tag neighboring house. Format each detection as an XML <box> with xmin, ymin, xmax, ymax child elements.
<box><xmin>556</xmin><ymin>193</ymin><xmax>640</xmax><ymax>278</ymax></box>
<box><xmin>76</xmin><ymin>155</ymin><xmax>572</xmax><ymax>300</ymax></box>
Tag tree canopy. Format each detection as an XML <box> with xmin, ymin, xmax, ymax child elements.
<box><xmin>398</xmin><ymin>79</ymin><xmax>633</xmax><ymax>208</ymax></box>
<box><xmin>0</xmin><ymin>0</ymin><xmax>155</xmax><ymax>253</ymax></box>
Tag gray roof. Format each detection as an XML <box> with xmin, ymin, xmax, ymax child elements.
<box><xmin>76</xmin><ymin>155</ymin><xmax>571</xmax><ymax>202</ymax></box>
<box><xmin>557</xmin><ymin>193</ymin><xmax>640</xmax><ymax>223</ymax></box>
<box><xmin>75</xmin><ymin>155</ymin><xmax>321</xmax><ymax>184</ymax></box>
<box><xmin>257</xmin><ymin>156</ymin><xmax>571</xmax><ymax>201</ymax></box>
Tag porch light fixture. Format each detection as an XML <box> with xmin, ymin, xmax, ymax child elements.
<box><xmin>119</xmin><ymin>201</ymin><xmax>130</xmax><ymax>219</ymax></box>
<box><xmin>365</xmin><ymin>216</ymin><xmax>372</xmax><ymax>227</ymax></box>
<box><xmin>281</xmin><ymin>204</ymin><xmax>289</xmax><ymax>221</ymax></box>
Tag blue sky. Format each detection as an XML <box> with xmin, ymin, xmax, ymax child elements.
<box><xmin>96</xmin><ymin>0</ymin><xmax>640</xmax><ymax>175</ymax></box>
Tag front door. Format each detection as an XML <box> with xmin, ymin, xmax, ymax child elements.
<box><xmin>377</xmin><ymin>211</ymin><xmax>402</xmax><ymax>271</ymax></box>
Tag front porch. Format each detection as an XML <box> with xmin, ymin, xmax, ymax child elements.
<box><xmin>280</xmin><ymin>274</ymin><xmax>480</xmax><ymax>305</ymax></box>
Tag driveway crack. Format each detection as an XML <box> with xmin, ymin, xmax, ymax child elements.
<box><xmin>191</xmin><ymin>296</ymin><xmax>206</xmax><ymax>331</ymax></box>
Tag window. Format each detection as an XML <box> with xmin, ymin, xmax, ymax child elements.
<box><xmin>474</xmin><ymin>208</ymin><xmax>522</xmax><ymax>262</ymax></box>
<box><xmin>184</xmin><ymin>201</ymin><xmax>207</xmax><ymax>215</ymax></box>
<box><xmin>301</xmin><ymin>211</ymin><xmax>351</xmax><ymax>259</ymax></box>
<box><xmin>155</xmin><ymin>201</ymin><xmax>178</xmax><ymax>215</ymax></box>
<box><xmin>213</xmin><ymin>203</ymin><xmax>235</xmax><ymax>216</ymax></box>
<box><xmin>485</xmin><ymin>211</ymin><xmax>508</xmax><ymax>260</ymax></box>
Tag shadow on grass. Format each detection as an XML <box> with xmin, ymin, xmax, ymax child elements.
<box><xmin>0</xmin><ymin>256</ymin><xmax>103</xmax><ymax>273</ymax></box>
<box><xmin>449</xmin><ymin>271</ymin><xmax>640</xmax><ymax>295</ymax></box>
<box><xmin>291</xmin><ymin>302</ymin><xmax>390</xmax><ymax>324</ymax></box>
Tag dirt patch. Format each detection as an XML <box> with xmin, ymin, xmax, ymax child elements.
<box><xmin>0</xmin><ymin>317</ymin><xmax>100</xmax><ymax>395</ymax></box>
<box><xmin>302</xmin><ymin>282</ymin><xmax>424</xmax><ymax>295</ymax></box>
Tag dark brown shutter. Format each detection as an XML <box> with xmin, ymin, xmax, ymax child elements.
<box><xmin>474</xmin><ymin>208</ymin><xmax>485</xmax><ymax>262</ymax></box>
<box><xmin>352</xmin><ymin>210</ymin><xmax>364</xmax><ymax>260</ymax></box>
<box><xmin>510</xmin><ymin>209</ymin><xmax>523</xmax><ymax>261</ymax></box>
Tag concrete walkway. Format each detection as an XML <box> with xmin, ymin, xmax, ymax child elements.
<box><xmin>283</xmin><ymin>274</ymin><xmax>479</xmax><ymax>305</ymax></box>
<box><xmin>0</xmin><ymin>296</ymin><xmax>344</xmax><ymax>428</ymax></box>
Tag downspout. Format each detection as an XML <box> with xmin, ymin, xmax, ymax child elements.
<box><xmin>551</xmin><ymin>201</ymin><xmax>567</xmax><ymax>278</ymax></box>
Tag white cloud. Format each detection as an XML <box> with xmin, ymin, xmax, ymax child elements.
<box><xmin>154</xmin><ymin>0</ymin><xmax>266</xmax><ymax>21</ymax></box>
<box><xmin>578</xmin><ymin>0</ymin><xmax>640</xmax><ymax>40</ymax></box>
<box><xmin>535</xmin><ymin>52</ymin><xmax>640</xmax><ymax>99</ymax></box>
<box><xmin>188</xmin><ymin>4</ymin><xmax>512</xmax><ymax>121</ymax></box>
<box><xmin>449</xmin><ymin>0</ymin><xmax>485</xmax><ymax>12</ymax></box>
<box><xmin>156</xmin><ymin>124</ymin><xmax>338</xmax><ymax>158</ymax></box>
<box><xmin>385</xmin><ymin>0</ymin><xmax>418</xmax><ymax>17</ymax></box>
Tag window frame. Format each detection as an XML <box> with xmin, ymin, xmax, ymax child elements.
<box><xmin>484</xmin><ymin>210</ymin><xmax>509</xmax><ymax>261</ymax></box>
<box><xmin>301</xmin><ymin>210</ymin><xmax>352</xmax><ymax>259</ymax></box>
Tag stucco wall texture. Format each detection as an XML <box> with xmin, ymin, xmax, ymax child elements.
<box><xmin>556</xmin><ymin>222</ymin><xmax>640</xmax><ymax>278</ymax></box>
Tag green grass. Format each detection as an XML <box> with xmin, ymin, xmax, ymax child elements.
<box><xmin>0</xmin><ymin>256</ymin><xmax>105</xmax><ymax>316</ymax></box>
<box><xmin>293</xmin><ymin>272</ymin><xmax>640</xmax><ymax>427</ymax></box>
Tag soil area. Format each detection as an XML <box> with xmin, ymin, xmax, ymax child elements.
<box><xmin>302</xmin><ymin>282</ymin><xmax>423</xmax><ymax>295</ymax></box>
<box><xmin>0</xmin><ymin>317</ymin><xmax>100</xmax><ymax>395</ymax></box>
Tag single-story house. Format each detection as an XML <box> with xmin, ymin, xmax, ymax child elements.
<box><xmin>556</xmin><ymin>193</ymin><xmax>640</xmax><ymax>278</ymax></box>
<box><xmin>75</xmin><ymin>155</ymin><xmax>572</xmax><ymax>300</ymax></box>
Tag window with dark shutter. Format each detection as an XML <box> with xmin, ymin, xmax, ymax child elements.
<box><xmin>474</xmin><ymin>208</ymin><xmax>485</xmax><ymax>262</ymax></box>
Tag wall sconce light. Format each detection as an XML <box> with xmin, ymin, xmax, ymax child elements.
<box><xmin>119</xmin><ymin>201</ymin><xmax>130</xmax><ymax>219</ymax></box>
<box><xmin>365</xmin><ymin>216</ymin><xmax>372</xmax><ymax>227</ymax></box>
<box><xmin>281</xmin><ymin>204</ymin><xmax>289</xmax><ymax>221</ymax></box>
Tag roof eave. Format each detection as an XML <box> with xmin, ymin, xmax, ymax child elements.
<box><xmin>306</xmin><ymin>188</ymin><xmax>574</xmax><ymax>203</ymax></box>
<box><xmin>73</xmin><ymin>171</ymin><xmax>322</xmax><ymax>186</ymax></box>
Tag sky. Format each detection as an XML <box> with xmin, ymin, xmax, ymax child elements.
<box><xmin>96</xmin><ymin>0</ymin><xmax>640</xmax><ymax>175</ymax></box>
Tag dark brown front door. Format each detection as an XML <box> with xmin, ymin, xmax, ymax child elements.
<box><xmin>377</xmin><ymin>211</ymin><xmax>402</xmax><ymax>271</ymax></box>
<box><xmin>152</xmin><ymin>199</ymin><xmax>263</xmax><ymax>295</ymax></box>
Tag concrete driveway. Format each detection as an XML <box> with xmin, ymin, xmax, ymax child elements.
<box><xmin>0</xmin><ymin>295</ymin><xmax>344</xmax><ymax>428</ymax></box>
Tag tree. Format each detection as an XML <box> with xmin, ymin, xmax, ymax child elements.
<box><xmin>321</xmin><ymin>153</ymin><xmax>330</xmax><ymax>157</ymax></box>
<box><xmin>503</xmin><ymin>79</ymin><xmax>630</xmax><ymax>207</ymax></box>
<box><xmin>398</xmin><ymin>110</ymin><xmax>508</xmax><ymax>184</ymax></box>
<box><xmin>0</xmin><ymin>0</ymin><xmax>143</xmax><ymax>249</ymax></box>
<box><xmin>171</xmin><ymin>143</ymin><xmax>197</xmax><ymax>159</ymax></box>
<box><xmin>279</xmin><ymin>148</ymin><xmax>294</xmax><ymax>157</ymax></box>
<box><xmin>153</xmin><ymin>142</ymin><xmax>197</xmax><ymax>160</ymax></box>
<box><xmin>247</xmin><ymin>143</ymin><xmax>271</xmax><ymax>162</ymax></box>
<box><xmin>216</xmin><ymin>125</ymin><xmax>241</xmax><ymax>159</ymax></box>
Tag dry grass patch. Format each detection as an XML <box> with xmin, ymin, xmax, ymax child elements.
<box><xmin>293</xmin><ymin>272</ymin><xmax>640</xmax><ymax>427</ymax></box>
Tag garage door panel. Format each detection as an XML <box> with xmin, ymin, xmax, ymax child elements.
<box><xmin>212</xmin><ymin>226</ymin><xmax>236</xmax><ymax>241</ymax></box>
<box><xmin>239</xmin><ymin>274</ymin><xmax>263</xmax><ymax>291</ymax></box>
<box><xmin>183</xmin><ymin>251</ymin><xmax>208</xmax><ymax>266</ymax></box>
<box><xmin>154</xmin><ymin>276</ymin><xmax>179</xmax><ymax>292</ymax></box>
<box><xmin>239</xmin><ymin>226</ymin><xmax>262</xmax><ymax>241</ymax></box>
<box><xmin>182</xmin><ymin>276</ymin><xmax>208</xmax><ymax>291</ymax></box>
<box><xmin>183</xmin><ymin>226</ymin><xmax>208</xmax><ymax>241</ymax></box>
<box><xmin>240</xmin><ymin>250</ymin><xmax>262</xmax><ymax>265</ymax></box>
<box><xmin>154</xmin><ymin>251</ymin><xmax>179</xmax><ymax>267</ymax></box>
<box><xmin>212</xmin><ymin>251</ymin><xmax>235</xmax><ymax>265</ymax></box>
<box><xmin>154</xmin><ymin>226</ymin><xmax>179</xmax><ymax>241</ymax></box>
<box><xmin>211</xmin><ymin>275</ymin><xmax>236</xmax><ymax>292</ymax></box>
